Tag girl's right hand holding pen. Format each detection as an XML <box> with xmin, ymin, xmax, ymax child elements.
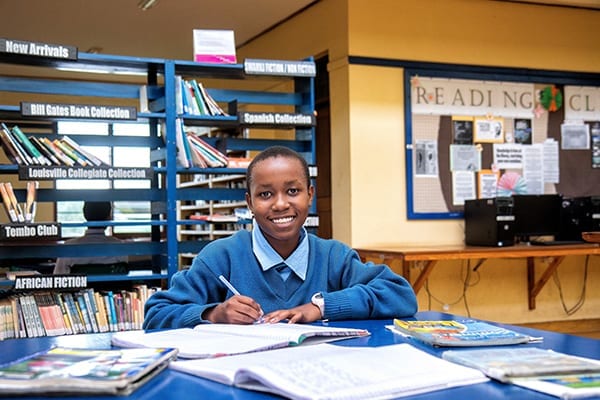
<box><xmin>203</xmin><ymin>295</ymin><xmax>265</xmax><ymax>324</ymax></box>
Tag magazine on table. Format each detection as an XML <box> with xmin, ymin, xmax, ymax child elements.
<box><xmin>0</xmin><ymin>346</ymin><xmax>178</xmax><ymax>396</ymax></box>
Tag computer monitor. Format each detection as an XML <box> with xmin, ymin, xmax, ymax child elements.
<box><xmin>512</xmin><ymin>194</ymin><xmax>562</xmax><ymax>241</ymax></box>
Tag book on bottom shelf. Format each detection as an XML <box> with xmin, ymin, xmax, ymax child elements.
<box><xmin>170</xmin><ymin>343</ymin><xmax>488</xmax><ymax>400</ymax></box>
<box><xmin>390</xmin><ymin>319</ymin><xmax>542</xmax><ymax>347</ymax></box>
<box><xmin>0</xmin><ymin>347</ymin><xmax>178</xmax><ymax>396</ymax></box>
<box><xmin>0</xmin><ymin>287</ymin><xmax>159</xmax><ymax>340</ymax></box>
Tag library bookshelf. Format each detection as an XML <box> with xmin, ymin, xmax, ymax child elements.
<box><xmin>0</xmin><ymin>38</ymin><xmax>316</xmax><ymax>337</ymax></box>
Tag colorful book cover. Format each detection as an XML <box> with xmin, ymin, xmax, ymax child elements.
<box><xmin>392</xmin><ymin>319</ymin><xmax>540</xmax><ymax>347</ymax></box>
<box><xmin>0</xmin><ymin>347</ymin><xmax>178</xmax><ymax>396</ymax></box>
<box><xmin>442</xmin><ymin>347</ymin><xmax>600</xmax><ymax>382</ymax></box>
<box><xmin>512</xmin><ymin>373</ymin><xmax>600</xmax><ymax>399</ymax></box>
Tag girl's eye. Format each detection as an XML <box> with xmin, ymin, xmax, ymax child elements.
<box><xmin>288</xmin><ymin>188</ymin><xmax>300</xmax><ymax>195</ymax></box>
<box><xmin>258</xmin><ymin>191</ymin><xmax>272</xmax><ymax>199</ymax></box>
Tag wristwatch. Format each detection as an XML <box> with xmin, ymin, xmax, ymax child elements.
<box><xmin>311</xmin><ymin>292</ymin><xmax>325</xmax><ymax>318</ymax></box>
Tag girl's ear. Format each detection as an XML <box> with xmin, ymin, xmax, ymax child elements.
<box><xmin>245</xmin><ymin>191</ymin><xmax>253</xmax><ymax>211</ymax></box>
<box><xmin>308</xmin><ymin>185</ymin><xmax>315</xmax><ymax>204</ymax></box>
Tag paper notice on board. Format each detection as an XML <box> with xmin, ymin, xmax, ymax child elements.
<box><xmin>543</xmin><ymin>139</ymin><xmax>559</xmax><ymax>183</ymax></box>
<box><xmin>415</xmin><ymin>140</ymin><xmax>438</xmax><ymax>177</ymax></box>
<box><xmin>493</xmin><ymin>143</ymin><xmax>523</xmax><ymax>169</ymax></box>
<box><xmin>522</xmin><ymin>144</ymin><xmax>544</xmax><ymax>195</ymax></box>
<box><xmin>477</xmin><ymin>170</ymin><xmax>499</xmax><ymax>199</ymax></box>
<box><xmin>561</xmin><ymin>123</ymin><xmax>590</xmax><ymax>150</ymax></box>
<box><xmin>450</xmin><ymin>144</ymin><xmax>481</xmax><ymax>171</ymax></box>
<box><xmin>452</xmin><ymin>171</ymin><xmax>476</xmax><ymax>206</ymax></box>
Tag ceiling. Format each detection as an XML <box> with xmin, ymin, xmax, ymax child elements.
<box><xmin>0</xmin><ymin>0</ymin><xmax>317</xmax><ymax>60</ymax></box>
<box><xmin>1</xmin><ymin>0</ymin><xmax>598</xmax><ymax>63</ymax></box>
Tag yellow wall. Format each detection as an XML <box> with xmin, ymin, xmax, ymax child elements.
<box><xmin>237</xmin><ymin>0</ymin><xmax>600</xmax><ymax>324</ymax></box>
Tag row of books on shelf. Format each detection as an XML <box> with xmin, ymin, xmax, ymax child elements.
<box><xmin>0</xmin><ymin>122</ymin><xmax>108</xmax><ymax>167</ymax></box>
<box><xmin>0</xmin><ymin>181</ymin><xmax>37</xmax><ymax>223</ymax></box>
<box><xmin>174</xmin><ymin>121</ymin><xmax>251</xmax><ymax>168</ymax></box>
<box><xmin>177</xmin><ymin>77</ymin><xmax>228</xmax><ymax>117</ymax></box>
<box><xmin>0</xmin><ymin>285</ymin><xmax>159</xmax><ymax>340</ymax></box>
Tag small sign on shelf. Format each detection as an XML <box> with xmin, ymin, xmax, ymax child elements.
<box><xmin>193</xmin><ymin>29</ymin><xmax>236</xmax><ymax>64</ymax></box>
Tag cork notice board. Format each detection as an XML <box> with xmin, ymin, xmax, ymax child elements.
<box><xmin>405</xmin><ymin>67</ymin><xmax>600</xmax><ymax>220</ymax></box>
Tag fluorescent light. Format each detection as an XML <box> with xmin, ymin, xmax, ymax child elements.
<box><xmin>138</xmin><ymin>0</ymin><xmax>159</xmax><ymax>11</ymax></box>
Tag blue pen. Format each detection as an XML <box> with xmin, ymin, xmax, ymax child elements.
<box><xmin>218</xmin><ymin>275</ymin><xmax>265</xmax><ymax>324</ymax></box>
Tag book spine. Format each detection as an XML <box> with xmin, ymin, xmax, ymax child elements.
<box><xmin>53</xmin><ymin>293</ymin><xmax>74</xmax><ymax>335</ymax></box>
<box><xmin>24</xmin><ymin>181</ymin><xmax>38</xmax><ymax>223</ymax></box>
<box><xmin>74</xmin><ymin>293</ymin><xmax>93</xmax><ymax>333</ymax></box>
<box><xmin>189</xmin><ymin>79</ymin><xmax>209</xmax><ymax>115</ymax></box>
<box><xmin>1</xmin><ymin>123</ymin><xmax>33</xmax><ymax>165</ymax></box>
<box><xmin>53</xmin><ymin>139</ymin><xmax>87</xmax><ymax>166</ymax></box>
<box><xmin>47</xmin><ymin>293</ymin><xmax>67</xmax><ymax>336</ymax></box>
<box><xmin>174</xmin><ymin>119</ymin><xmax>190</xmax><ymax>168</ymax></box>
<box><xmin>63</xmin><ymin>293</ymin><xmax>84</xmax><ymax>334</ymax></box>
<box><xmin>11</xmin><ymin>126</ymin><xmax>45</xmax><ymax>165</ymax></box>
<box><xmin>114</xmin><ymin>294</ymin><xmax>125</xmax><ymax>331</ymax></box>
<box><xmin>0</xmin><ymin>127</ymin><xmax>23</xmax><ymax>164</ymax></box>
<box><xmin>0</xmin><ymin>182</ymin><xmax>18</xmax><ymax>223</ymax></box>
<box><xmin>61</xmin><ymin>136</ymin><xmax>105</xmax><ymax>166</ymax></box>
<box><xmin>33</xmin><ymin>293</ymin><xmax>54</xmax><ymax>336</ymax></box>
<box><xmin>93</xmin><ymin>291</ymin><xmax>109</xmax><ymax>333</ymax></box>
<box><xmin>30</xmin><ymin>136</ymin><xmax>60</xmax><ymax>165</ymax></box>
<box><xmin>105</xmin><ymin>291</ymin><xmax>118</xmax><ymax>332</ymax></box>
<box><xmin>12</xmin><ymin>296</ymin><xmax>26</xmax><ymax>338</ymax></box>
<box><xmin>83</xmin><ymin>289</ymin><xmax>100</xmax><ymax>333</ymax></box>
<box><xmin>41</xmin><ymin>138</ymin><xmax>74</xmax><ymax>166</ymax></box>
<box><xmin>3</xmin><ymin>182</ymin><xmax>25</xmax><ymax>222</ymax></box>
<box><xmin>31</xmin><ymin>294</ymin><xmax>47</xmax><ymax>337</ymax></box>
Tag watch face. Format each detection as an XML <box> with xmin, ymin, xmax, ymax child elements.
<box><xmin>311</xmin><ymin>292</ymin><xmax>325</xmax><ymax>317</ymax></box>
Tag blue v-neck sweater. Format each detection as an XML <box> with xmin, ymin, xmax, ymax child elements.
<box><xmin>143</xmin><ymin>230</ymin><xmax>417</xmax><ymax>329</ymax></box>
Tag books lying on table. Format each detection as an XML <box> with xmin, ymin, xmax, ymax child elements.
<box><xmin>442</xmin><ymin>347</ymin><xmax>600</xmax><ymax>382</ymax></box>
<box><xmin>442</xmin><ymin>347</ymin><xmax>600</xmax><ymax>399</ymax></box>
<box><xmin>111</xmin><ymin>322</ymin><xmax>370</xmax><ymax>359</ymax></box>
<box><xmin>390</xmin><ymin>319</ymin><xmax>542</xmax><ymax>347</ymax></box>
<box><xmin>0</xmin><ymin>347</ymin><xmax>178</xmax><ymax>396</ymax></box>
<box><xmin>170</xmin><ymin>343</ymin><xmax>488</xmax><ymax>400</ymax></box>
<box><xmin>511</xmin><ymin>373</ymin><xmax>600</xmax><ymax>400</ymax></box>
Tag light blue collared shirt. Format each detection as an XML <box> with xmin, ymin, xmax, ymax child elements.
<box><xmin>252</xmin><ymin>222</ymin><xmax>308</xmax><ymax>281</ymax></box>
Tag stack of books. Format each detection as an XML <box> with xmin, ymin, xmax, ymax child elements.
<box><xmin>0</xmin><ymin>123</ymin><xmax>108</xmax><ymax>167</ymax></box>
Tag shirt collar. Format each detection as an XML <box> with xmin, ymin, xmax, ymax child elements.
<box><xmin>252</xmin><ymin>222</ymin><xmax>308</xmax><ymax>280</ymax></box>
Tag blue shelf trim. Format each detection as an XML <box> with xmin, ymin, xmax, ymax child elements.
<box><xmin>0</xmin><ymin>242</ymin><xmax>166</xmax><ymax>258</ymax></box>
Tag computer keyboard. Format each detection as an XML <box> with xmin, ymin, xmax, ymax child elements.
<box><xmin>529</xmin><ymin>240</ymin><xmax>585</xmax><ymax>246</ymax></box>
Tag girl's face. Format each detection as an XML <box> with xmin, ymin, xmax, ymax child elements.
<box><xmin>245</xmin><ymin>155</ymin><xmax>314</xmax><ymax>258</ymax></box>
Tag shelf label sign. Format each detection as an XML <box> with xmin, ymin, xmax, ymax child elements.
<box><xmin>13</xmin><ymin>275</ymin><xmax>87</xmax><ymax>291</ymax></box>
<box><xmin>21</xmin><ymin>102</ymin><xmax>137</xmax><ymax>120</ymax></box>
<box><xmin>0</xmin><ymin>223</ymin><xmax>61</xmax><ymax>241</ymax></box>
<box><xmin>244</xmin><ymin>59</ymin><xmax>316</xmax><ymax>77</ymax></box>
<box><xmin>239</xmin><ymin>112</ymin><xmax>315</xmax><ymax>127</ymax></box>
<box><xmin>244</xmin><ymin>59</ymin><xmax>317</xmax><ymax>77</ymax></box>
<box><xmin>19</xmin><ymin>166</ymin><xmax>154</xmax><ymax>180</ymax></box>
<box><xmin>0</xmin><ymin>38</ymin><xmax>77</xmax><ymax>60</ymax></box>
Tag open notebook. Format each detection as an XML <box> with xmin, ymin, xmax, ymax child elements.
<box><xmin>170</xmin><ymin>343</ymin><xmax>488</xmax><ymax>400</ymax></box>
<box><xmin>111</xmin><ymin>323</ymin><xmax>370</xmax><ymax>359</ymax></box>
